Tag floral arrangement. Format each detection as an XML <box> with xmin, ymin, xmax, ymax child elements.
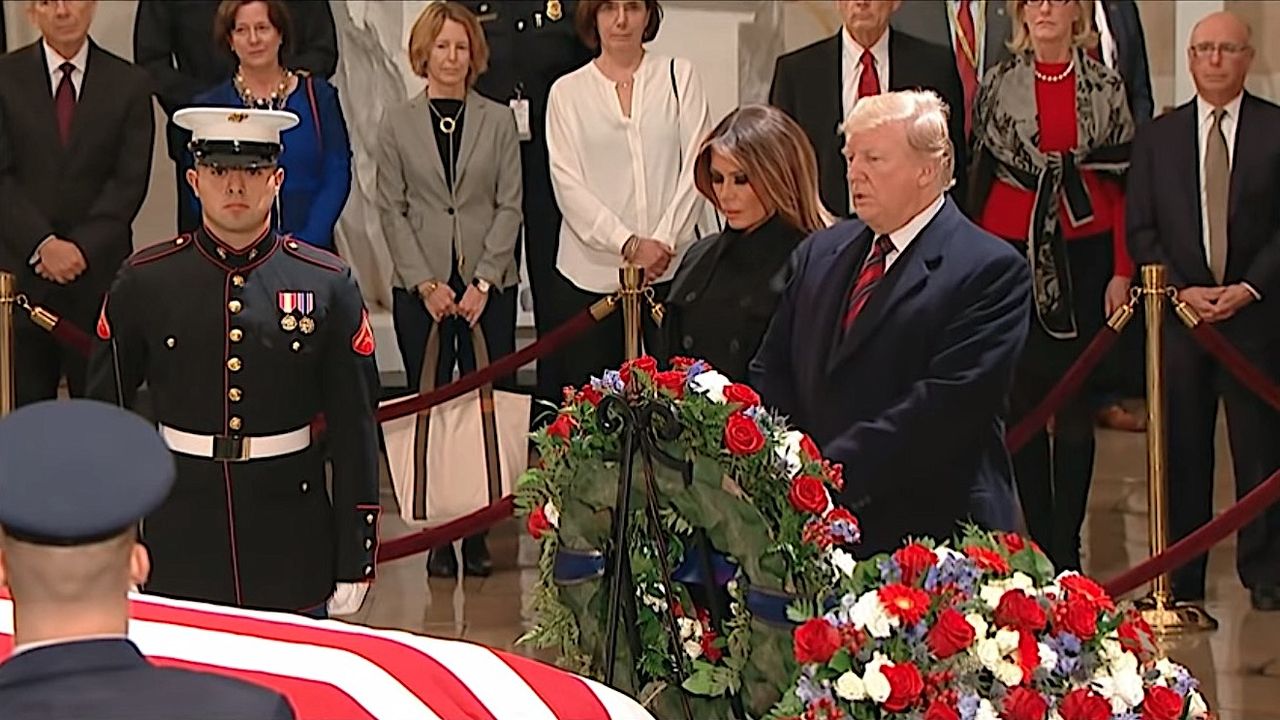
<box><xmin>769</xmin><ymin>528</ymin><xmax>1212</xmax><ymax>720</ymax></box>
<box><xmin>517</xmin><ymin>356</ymin><xmax>851</xmax><ymax>716</ymax></box>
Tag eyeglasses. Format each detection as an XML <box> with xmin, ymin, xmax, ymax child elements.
<box><xmin>1190</xmin><ymin>42</ymin><xmax>1251</xmax><ymax>58</ymax></box>
<box><xmin>1018</xmin><ymin>0</ymin><xmax>1071</xmax><ymax>7</ymax></box>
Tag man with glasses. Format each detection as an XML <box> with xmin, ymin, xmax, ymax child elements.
<box><xmin>1127</xmin><ymin>11</ymin><xmax>1280</xmax><ymax>611</ymax></box>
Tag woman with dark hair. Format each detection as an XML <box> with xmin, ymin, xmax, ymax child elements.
<box><xmin>546</xmin><ymin>0</ymin><xmax>712</xmax><ymax>387</ymax></box>
<box><xmin>969</xmin><ymin>0</ymin><xmax>1135</xmax><ymax>570</ymax></box>
<box><xmin>186</xmin><ymin>0</ymin><xmax>352</xmax><ymax>251</ymax></box>
<box><xmin>662</xmin><ymin>105</ymin><xmax>831</xmax><ymax>379</ymax></box>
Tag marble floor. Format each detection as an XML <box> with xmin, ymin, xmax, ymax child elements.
<box><xmin>348</xmin><ymin>417</ymin><xmax>1280</xmax><ymax>719</ymax></box>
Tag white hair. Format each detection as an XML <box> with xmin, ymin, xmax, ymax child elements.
<box><xmin>842</xmin><ymin>90</ymin><xmax>955</xmax><ymax>191</ymax></box>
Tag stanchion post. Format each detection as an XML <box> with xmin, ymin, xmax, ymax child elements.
<box><xmin>1136</xmin><ymin>264</ymin><xmax>1217</xmax><ymax>634</ymax></box>
<box><xmin>0</xmin><ymin>272</ymin><xmax>15</xmax><ymax>416</ymax></box>
<box><xmin>619</xmin><ymin>265</ymin><xmax>643</xmax><ymax>362</ymax></box>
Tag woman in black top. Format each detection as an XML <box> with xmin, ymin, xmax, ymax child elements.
<box><xmin>663</xmin><ymin>105</ymin><xmax>830</xmax><ymax>380</ymax></box>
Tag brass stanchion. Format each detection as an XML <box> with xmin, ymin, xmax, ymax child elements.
<box><xmin>1135</xmin><ymin>264</ymin><xmax>1217</xmax><ymax>634</ymax></box>
<box><xmin>619</xmin><ymin>265</ymin><xmax>644</xmax><ymax>362</ymax></box>
<box><xmin>0</xmin><ymin>272</ymin><xmax>15</xmax><ymax>416</ymax></box>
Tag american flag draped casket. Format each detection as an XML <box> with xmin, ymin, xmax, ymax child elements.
<box><xmin>0</xmin><ymin>590</ymin><xmax>654</xmax><ymax>720</ymax></box>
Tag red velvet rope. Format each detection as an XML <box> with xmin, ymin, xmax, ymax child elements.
<box><xmin>1184</xmin><ymin>319</ymin><xmax>1280</xmax><ymax>413</ymax></box>
<box><xmin>50</xmin><ymin>318</ymin><xmax>94</xmax><ymax>359</ymax></box>
<box><xmin>378</xmin><ymin>495</ymin><xmax>517</xmax><ymax>563</ymax></box>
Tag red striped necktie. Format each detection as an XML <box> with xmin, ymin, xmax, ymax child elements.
<box><xmin>842</xmin><ymin>234</ymin><xmax>894</xmax><ymax>331</ymax></box>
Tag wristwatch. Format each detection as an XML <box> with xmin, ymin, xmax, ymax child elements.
<box><xmin>471</xmin><ymin>277</ymin><xmax>491</xmax><ymax>293</ymax></box>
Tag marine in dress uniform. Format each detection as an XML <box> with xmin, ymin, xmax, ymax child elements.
<box><xmin>85</xmin><ymin>109</ymin><xmax>381</xmax><ymax>615</ymax></box>
<box><xmin>0</xmin><ymin>400</ymin><xmax>295</xmax><ymax>720</ymax></box>
<box><xmin>464</xmin><ymin>0</ymin><xmax>592</xmax><ymax>401</ymax></box>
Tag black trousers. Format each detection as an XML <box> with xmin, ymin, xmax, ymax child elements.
<box><xmin>1165</xmin><ymin>322</ymin><xmax>1280</xmax><ymax>596</ymax></box>
<box><xmin>521</xmin><ymin>196</ymin><xmax>575</xmax><ymax>402</ymax></box>
<box><xmin>1009</xmin><ymin>234</ymin><xmax>1111</xmax><ymax>571</ymax></box>
<box><xmin>391</xmin><ymin>282</ymin><xmax>517</xmax><ymax>394</ymax></box>
<box><xmin>555</xmin><ymin>274</ymin><xmax>669</xmax><ymax>391</ymax></box>
<box><xmin>14</xmin><ymin>289</ymin><xmax>100</xmax><ymax>407</ymax></box>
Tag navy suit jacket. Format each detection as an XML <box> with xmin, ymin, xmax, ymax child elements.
<box><xmin>0</xmin><ymin>638</ymin><xmax>294</xmax><ymax>720</ymax></box>
<box><xmin>1101</xmin><ymin>0</ymin><xmax>1154</xmax><ymax>123</ymax></box>
<box><xmin>749</xmin><ymin>199</ymin><xmax>1031</xmax><ymax>555</ymax></box>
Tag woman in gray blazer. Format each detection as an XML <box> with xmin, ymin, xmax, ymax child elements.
<box><xmin>376</xmin><ymin>2</ymin><xmax>523</xmax><ymax>577</ymax></box>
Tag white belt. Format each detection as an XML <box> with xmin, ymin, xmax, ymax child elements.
<box><xmin>160</xmin><ymin>424</ymin><xmax>312</xmax><ymax>462</ymax></box>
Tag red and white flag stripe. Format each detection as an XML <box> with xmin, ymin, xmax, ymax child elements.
<box><xmin>0</xmin><ymin>590</ymin><xmax>654</xmax><ymax>720</ymax></box>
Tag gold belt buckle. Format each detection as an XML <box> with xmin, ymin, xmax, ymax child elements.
<box><xmin>213</xmin><ymin>435</ymin><xmax>252</xmax><ymax>462</ymax></box>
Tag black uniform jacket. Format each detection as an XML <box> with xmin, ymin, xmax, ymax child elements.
<box><xmin>0</xmin><ymin>638</ymin><xmax>294</xmax><ymax>720</ymax></box>
<box><xmin>662</xmin><ymin>215</ymin><xmax>807</xmax><ymax>381</ymax></box>
<box><xmin>86</xmin><ymin>228</ymin><xmax>380</xmax><ymax>612</ymax></box>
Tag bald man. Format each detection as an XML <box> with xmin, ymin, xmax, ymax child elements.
<box><xmin>1127</xmin><ymin>11</ymin><xmax>1280</xmax><ymax>611</ymax></box>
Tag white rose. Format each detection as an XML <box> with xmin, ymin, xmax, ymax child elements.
<box><xmin>974</xmin><ymin>698</ymin><xmax>1000</xmax><ymax>720</ymax></box>
<box><xmin>934</xmin><ymin>546</ymin><xmax>964</xmax><ymax>566</ymax></box>
<box><xmin>779</xmin><ymin>430</ymin><xmax>805</xmax><ymax>477</ymax></box>
<box><xmin>1187</xmin><ymin>691</ymin><xmax>1210</xmax><ymax>719</ymax></box>
<box><xmin>543</xmin><ymin>501</ymin><xmax>560</xmax><ymax>529</ymax></box>
<box><xmin>976</xmin><ymin>638</ymin><xmax>1003</xmax><ymax>671</ymax></box>
<box><xmin>829</xmin><ymin>548</ymin><xmax>857</xmax><ymax>578</ymax></box>
<box><xmin>678</xmin><ymin>617</ymin><xmax>699</xmax><ymax>640</ymax></box>
<box><xmin>965</xmin><ymin>612</ymin><xmax>989</xmax><ymax>639</ymax></box>
<box><xmin>993</xmin><ymin>661</ymin><xmax>1024</xmax><ymax>687</ymax></box>
<box><xmin>683</xmin><ymin>639</ymin><xmax>703</xmax><ymax>660</ymax></box>
<box><xmin>689</xmin><ymin>371</ymin><xmax>732</xmax><ymax>403</ymax></box>
<box><xmin>851</xmin><ymin>591</ymin><xmax>897</xmax><ymax>638</ymax></box>
<box><xmin>994</xmin><ymin>628</ymin><xmax>1020</xmax><ymax>654</ymax></box>
<box><xmin>834</xmin><ymin>671</ymin><xmax>867</xmax><ymax>701</ymax></box>
<box><xmin>1113</xmin><ymin>667</ymin><xmax>1146</xmax><ymax>709</ymax></box>
<box><xmin>862</xmin><ymin>667</ymin><xmax>892</xmax><ymax>704</ymax></box>
<box><xmin>1154</xmin><ymin>658</ymin><xmax>1180</xmax><ymax>681</ymax></box>
<box><xmin>1038</xmin><ymin>642</ymin><xmax>1059</xmax><ymax>673</ymax></box>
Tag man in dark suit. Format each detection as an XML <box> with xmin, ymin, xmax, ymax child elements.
<box><xmin>0</xmin><ymin>0</ymin><xmax>153</xmax><ymax>408</ymax></box>
<box><xmin>133</xmin><ymin>0</ymin><xmax>338</xmax><ymax>235</ymax></box>
<box><xmin>1127</xmin><ymin>11</ymin><xmax>1280</xmax><ymax>611</ymax></box>
<box><xmin>0</xmin><ymin>400</ymin><xmax>294</xmax><ymax>719</ymax></box>
<box><xmin>463</xmin><ymin>0</ymin><xmax>592</xmax><ymax>402</ymax></box>
<box><xmin>750</xmin><ymin>90</ymin><xmax>1030</xmax><ymax>556</ymax></box>
<box><xmin>1094</xmin><ymin>0</ymin><xmax>1154</xmax><ymax>124</ymax></box>
<box><xmin>890</xmin><ymin>0</ymin><xmax>1012</xmax><ymax>139</ymax></box>
<box><xmin>770</xmin><ymin>0</ymin><xmax>967</xmax><ymax>217</ymax></box>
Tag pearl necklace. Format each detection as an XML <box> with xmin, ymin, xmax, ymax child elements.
<box><xmin>234</xmin><ymin>69</ymin><xmax>294</xmax><ymax>110</ymax></box>
<box><xmin>1034</xmin><ymin>59</ymin><xmax>1074</xmax><ymax>83</ymax></box>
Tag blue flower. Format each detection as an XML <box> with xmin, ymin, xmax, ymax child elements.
<box><xmin>1046</xmin><ymin>633</ymin><xmax>1083</xmax><ymax>677</ymax></box>
<box><xmin>1171</xmin><ymin>665</ymin><xmax>1198</xmax><ymax>696</ymax></box>
<box><xmin>599</xmin><ymin>370</ymin><xmax>624</xmax><ymax>393</ymax></box>
<box><xmin>1114</xmin><ymin>712</ymin><xmax>1140</xmax><ymax>720</ymax></box>
<box><xmin>877</xmin><ymin>557</ymin><xmax>903</xmax><ymax>584</ymax></box>
<box><xmin>685</xmin><ymin>360</ymin><xmax>709</xmax><ymax>379</ymax></box>
<box><xmin>795</xmin><ymin>671</ymin><xmax>832</xmax><ymax>706</ymax></box>
<box><xmin>924</xmin><ymin>554</ymin><xmax>980</xmax><ymax>595</ymax></box>
<box><xmin>957</xmin><ymin>693</ymin><xmax>981</xmax><ymax>720</ymax></box>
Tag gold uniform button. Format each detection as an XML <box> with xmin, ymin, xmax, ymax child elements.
<box><xmin>228</xmin><ymin>387</ymin><xmax>242</xmax><ymax>402</ymax></box>
<box><xmin>363</xmin><ymin>565</ymin><xmax>373</xmax><ymax>576</ymax></box>
<box><xmin>364</xmin><ymin>538</ymin><xmax>373</xmax><ymax>550</ymax></box>
<box><xmin>228</xmin><ymin>416</ymin><xmax>242</xmax><ymax>431</ymax></box>
<box><xmin>165</xmin><ymin>337</ymin><xmax>176</xmax><ymax>348</ymax></box>
<box><xmin>229</xmin><ymin>328</ymin><xmax>243</xmax><ymax>343</ymax></box>
<box><xmin>232</xmin><ymin>275</ymin><xmax>246</xmax><ymax>288</ymax></box>
<box><xmin>174</xmin><ymin>237</ymin><xmax>185</xmax><ymax>246</ymax></box>
<box><xmin>287</xmin><ymin>241</ymin><xmax>299</xmax><ymax>249</ymax></box>
<box><xmin>228</xmin><ymin>299</ymin><xmax>242</xmax><ymax>314</ymax></box>
<box><xmin>365</xmin><ymin>513</ymin><xmax>375</xmax><ymax>525</ymax></box>
<box><xmin>227</xmin><ymin>357</ymin><xmax>242</xmax><ymax>372</ymax></box>
<box><xmin>300</xmin><ymin>482</ymin><xmax>309</xmax><ymax>493</ymax></box>
<box><xmin>291</xmin><ymin>340</ymin><xmax>302</xmax><ymax>352</ymax></box>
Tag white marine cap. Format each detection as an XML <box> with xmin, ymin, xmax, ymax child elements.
<box><xmin>174</xmin><ymin>107</ymin><xmax>299</xmax><ymax>168</ymax></box>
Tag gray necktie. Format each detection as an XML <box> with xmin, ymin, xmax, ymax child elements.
<box><xmin>1205</xmin><ymin>107</ymin><xmax>1230</xmax><ymax>283</ymax></box>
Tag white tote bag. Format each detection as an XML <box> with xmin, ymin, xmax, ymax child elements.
<box><xmin>382</xmin><ymin>324</ymin><xmax>531</xmax><ymax>527</ymax></box>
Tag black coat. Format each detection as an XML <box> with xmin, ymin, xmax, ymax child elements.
<box><xmin>0</xmin><ymin>41</ymin><xmax>154</xmax><ymax>311</ymax></box>
<box><xmin>86</xmin><ymin>230</ymin><xmax>381</xmax><ymax>612</ymax></box>
<box><xmin>769</xmin><ymin>30</ymin><xmax>968</xmax><ymax>217</ymax></box>
<box><xmin>0</xmin><ymin>639</ymin><xmax>293</xmax><ymax>720</ymax></box>
<box><xmin>662</xmin><ymin>215</ymin><xmax>805</xmax><ymax>380</ymax></box>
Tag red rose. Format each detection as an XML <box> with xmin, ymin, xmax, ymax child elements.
<box><xmin>1053</xmin><ymin>596</ymin><xmax>1099</xmax><ymax>639</ymax></box>
<box><xmin>700</xmin><ymin>628</ymin><xmax>723</xmax><ymax>663</ymax></box>
<box><xmin>1016</xmin><ymin>630</ymin><xmax>1040</xmax><ymax>681</ymax></box>
<box><xmin>926</xmin><ymin>608</ymin><xmax>976</xmax><ymax>659</ymax></box>
<box><xmin>619</xmin><ymin>355</ymin><xmax>658</xmax><ymax>384</ymax></box>
<box><xmin>1117</xmin><ymin>612</ymin><xmax>1157</xmax><ymax>661</ymax></box>
<box><xmin>722</xmin><ymin>383</ymin><xmax>761</xmax><ymax>407</ymax></box>
<box><xmin>788</xmin><ymin>474</ymin><xmax>829</xmax><ymax>515</ymax></box>
<box><xmin>792</xmin><ymin>618</ymin><xmax>841</xmax><ymax>664</ymax></box>
<box><xmin>1001</xmin><ymin>686</ymin><xmax>1049</xmax><ymax>720</ymax></box>
<box><xmin>994</xmin><ymin>590</ymin><xmax>1047</xmax><ymax>632</ymax></box>
<box><xmin>799</xmin><ymin>433</ymin><xmax>822</xmax><ymax>461</ymax></box>
<box><xmin>881</xmin><ymin>662</ymin><xmax>925</xmax><ymax>713</ymax></box>
<box><xmin>669</xmin><ymin>356</ymin><xmax>698</xmax><ymax>371</ymax></box>
<box><xmin>895</xmin><ymin>542</ymin><xmax>938</xmax><ymax>585</ymax></box>
<box><xmin>526</xmin><ymin>506</ymin><xmax>551</xmax><ymax>540</ymax></box>
<box><xmin>1059</xmin><ymin>573</ymin><xmax>1116</xmax><ymax>612</ymax></box>
<box><xmin>1000</xmin><ymin>532</ymin><xmax>1027</xmax><ymax>554</ymax></box>
<box><xmin>878</xmin><ymin>584</ymin><xmax>931</xmax><ymax>626</ymax></box>
<box><xmin>576</xmin><ymin>385</ymin><xmax>603</xmax><ymax>406</ymax></box>
<box><xmin>924</xmin><ymin>700</ymin><xmax>961</xmax><ymax>720</ymax></box>
<box><xmin>546</xmin><ymin>413</ymin><xmax>576</xmax><ymax>441</ymax></box>
<box><xmin>654</xmin><ymin>370</ymin><xmax>686</xmax><ymax>398</ymax></box>
<box><xmin>964</xmin><ymin>545</ymin><xmax>1012</xmax><ymax>574</ymax></box>
<box><xmin>1058</xmin><ymin>689</ymin><xmax>1111</xmax><ymax>720</ymax></box>
<box><xmin>724</xmin><ymin>412</ymin><xmax>765</xmax><ymax>455</ymax></box>
<box><xmin>1142</xmin><ymin>686</ymin><xmax>1185</xmax><ymax>720</ymax></box>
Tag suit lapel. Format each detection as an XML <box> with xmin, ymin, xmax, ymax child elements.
<box><xmin>1229</xmin><ymin>94</ymin><xmax>1256</xmax><ymax>222</ymax></box>
<box><xmin>65</xmin><ymin>42</ymin><xmax>102</xmax><ymax>156</ymax></box>
<box><xmin>411</xmin><ymin>94</ymin><xmax>447</xmax><ymax>187</ymax></box>
<box><xmin>1179</xmin><ymin>101</ymin><xmax>1212</xmax><ymax>276</ymax></box>
<box><xmin>815</xmin><ymin>34</ymin><xmax>846</xmax><ymax>216</ymax></box>
<box><xmin>23</xmin><ymin>43</ymin><xmax>63</xmax><ymax>156</ymax></box>
<box><xmin>667</xmin><ymin>234</ymin><xmax>731</xmax><ymax>306</ymax></box>
<box><xmin>887</xmin><ymin>30</ymin><xmax>911</xmax><ymax>91</ymax></box>
<box><xmin>454</xmin><ymin>91</ymin><xmax>483</xmax><ymax>186</ymax></box>
<box><xmin>820</xmin><ymin>226</ymin><xmax>872</xmax><ymax>375</ymax></box>
<box><xmin>828</xmin><ymin>202</ymin><xmax>951</xmax><ymax>372</ymax></box>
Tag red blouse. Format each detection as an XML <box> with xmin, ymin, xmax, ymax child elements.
<box><xmin>978</xmin><ymin>61</ymin><xmax>1133</xmax><ymax>278</ymax></box>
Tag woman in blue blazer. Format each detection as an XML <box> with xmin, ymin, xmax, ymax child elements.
<box><xmin>184</xmin><ymin>0</ymin><xmax>351</xmax><ymax>251</ymax></box>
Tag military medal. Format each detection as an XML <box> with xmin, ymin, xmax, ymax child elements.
<box><xmin>546</xmin><ymin>0</ymin><xmax>562</xmax><ymax>22</ymax></box>
<box><xmin>278</xmin><ymin>290</ymin><xmax>314</xmax><ymax>333</ymax></box>
<box><xmin>280</xmin><ymin>315</ymin><xmax>298</xmax><ymax>331</ymax></box>
<box><xmin>299</xmin><ymin>316</ymin><xmax>315</xmax><ymax>335</ymax></box>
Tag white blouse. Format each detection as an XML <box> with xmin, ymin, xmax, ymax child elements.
<box><xmin>546</xmin><ymin>52</ymin><xmax>712</xmax><ymax>293</ymax></box>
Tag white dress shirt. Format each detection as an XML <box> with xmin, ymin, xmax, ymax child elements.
<box><xmin>1093</xmin><ymin>1</ymin><xmax>1119</xmax><ymax>70</ymax></box>
<box><xmin>945</xmin><ymin>0</ymin><xmax>987</xmax><ymax>74</ymax></box>
<box><xmin>841</xmin><ymin>27</ymin><xmax>891</xmax><ymax>124</ymax></box>
<box><xmin>43</xmin><ymin>38</ymin><xmax>89</xmax><ymax>97</ymax></box>
<box><xmin>882</xmin><ymin>194</ymin><xmax>946</xmax><ymax>272</ymax></box>
<box><xmin>547</xmin><ymin>53</ymin><xmax>712</xmax><ymax>293</ymax></box>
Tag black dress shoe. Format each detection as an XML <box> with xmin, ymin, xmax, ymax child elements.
<box><xmin>462</xmin><ymin>535</ymin><xmax>492</xmax><ymax>577</ymax></box>
<box><xmin>1250</xmin><ymin>586</ymin><xmax>1280</xmax><ymax>612</ymax></box>
<box><xmin>427</xmin><ymin>547</ymin><xmax>458</xmax><ymax>578</ymax></box>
